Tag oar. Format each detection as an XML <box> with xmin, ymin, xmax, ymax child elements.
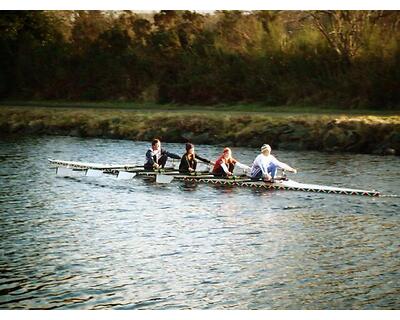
<box><xmin>56</xmin><ymin>167</ymin><xmax>86</xmax><ymax>177</ymax></box>
<box><xmin>86</xmin><ymin>167</ymin><xmax>141</xmax><ymax>179</ymax></box>
<box><xmin>153</xmin><ymin>167</ymin><xmax>179</xmax><ymax>183</ymax></box>
<box><xmin>156</xmin><ymin>174</ymin><xmax>175</xmax><ymax>184</ymax></box>
<box><xmin>117</xmin><ymin>171</ymin><xmax>137</xmax><ymax>180</ymax></box>
<box><xmin>86</xmin><ymin>169</ymin><xmax>103</xmax><ymax>177</ymax></box>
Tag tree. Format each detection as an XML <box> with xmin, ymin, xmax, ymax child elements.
<box><xmin>0</xmin><ymin>11</ymin><xmax>66</xmax><ymax>98</ymax></box>
<box><xmin>70</xmin><ymin>11</ymin><xmax>111</xmax><ymax>54</ymax></box>
<box><xmin>307</xmin><ymin>11</ymin><xmax>393</xmax><ymax>61</ymax></box>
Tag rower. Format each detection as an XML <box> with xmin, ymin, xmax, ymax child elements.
<box><xmin>179</xmin><ymin>143</ymin><xmax>215</xmax><ymax>174</ymax></box>
<box><xmin>212</xmin><ymin>147</ymin><xmax>250</xmax><ymax>177</ymax></box>
<box><xmin>144</xmin><ymin>139</ymin><xmax>180</xmax><ymax>170</ymax></box>
<box><xmin>250</xmin><ymin>144</ymin><xmax>297</xmax><ymax>181</ymax></box>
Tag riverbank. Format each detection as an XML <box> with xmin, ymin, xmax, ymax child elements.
<box><xmin>1</xmin><ymin>100</ymin><xmax>399</xmax><ymax>115</ymax></box>
<box><xmin>1</xmin><ymin>104</ymin><xmax>399</xmax><ymax>155</ymax></box>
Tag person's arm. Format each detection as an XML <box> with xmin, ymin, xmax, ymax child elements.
<box><xmin>163</xmin><ymin>149</ymin><xmax>181</xmax><ymax>160</ymax></box>
<box><xmin>257</xmin><ymin>158</ymin><xmax>271</xmax><ymax>178</ymax></box>
<box><xmin>271</xmin><ymin>155</ymin><xmax>297</xmax><ymax>173</ymax></box>
<box><xmin>236</xmin><ymin>161</ymin><xmax>251</xmax><ymax>170</ymax></box>
<box><xmin>195</xmin><ymin>154</ymin><xmax>212</xmax><ymax>164</ymax></box>
<box><xmin>220</xmin><ymin>162</ymin><xmax>232</xmax><ymax>175</ymax></box>
<box><xmin>145</xmin><ymin>149</ymin><xmax>155</xmax><ymax>166</ymax></box>
<box><xmin>146</xmin><ymin>149</ymin><xmax>160</xmax><ymax>169</ymax></box>
<box><xmin>260</xmin><ymin>164</ymin><xmax>272</xmax><ymax>180</ymax></box>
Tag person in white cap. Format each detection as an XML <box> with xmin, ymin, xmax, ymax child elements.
<box><xmin>250</xmin><ymin>144</ymin><xmax>297</xmax><ymax>181</ymax></box>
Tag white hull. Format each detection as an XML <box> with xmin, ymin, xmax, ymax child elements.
<box><xmin>49</xmin><ymin>159</ymin><xmax>380</xmax><ymax>197</ymax></box>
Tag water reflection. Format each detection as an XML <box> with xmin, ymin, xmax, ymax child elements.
<box><xmin>178</xmin><ymin>182</ymin><xmax>199</xmax><ymax>192</ymax></box>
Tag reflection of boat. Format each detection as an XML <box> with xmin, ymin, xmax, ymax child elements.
<box><xmin>48</xmin><ymin>159</ymin><xmax>380</xmax><ymax>197</ymax></box>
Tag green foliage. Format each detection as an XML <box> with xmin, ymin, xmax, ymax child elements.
<box><xmin>0</xmin><ymin>10</ymin><xmax>399</xmax><ymax>109</ymax></box>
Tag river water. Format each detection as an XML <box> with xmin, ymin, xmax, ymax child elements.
<box><xmin>0</xmin><ymin>135</ymin><xmax>399</xmax><ymax>309</ymax></box>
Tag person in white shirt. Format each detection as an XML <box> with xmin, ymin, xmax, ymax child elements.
<box><xmin>250</xmin><ymin>144</ymin><xmax>297</xmax><ymax>181</ymax></box>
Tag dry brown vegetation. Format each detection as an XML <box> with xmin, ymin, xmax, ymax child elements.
<box><xmin>1</xmin><ymin>106</ymin><xmax>399</xmax><ymax>155</ymax></box>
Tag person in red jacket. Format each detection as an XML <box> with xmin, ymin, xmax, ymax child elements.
<box><xmin>212</xmin><ymin>147</ymin><xmax>250</xmax><ymax>177</ymax></box>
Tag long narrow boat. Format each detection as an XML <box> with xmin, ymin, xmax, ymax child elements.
<box><xmin>176</xmin><ymin>175</ymin><xmax>380</xmax><ymax>197</ymax></box>
<box><xmin>135</xmin><ymin>171</ymin><xmax>380</xmax><ymax>197</ymax></box>
<box><xmin>48</xmin><ymin>159</ymin><xmax>380</xmax><ymax>197</ymax></box>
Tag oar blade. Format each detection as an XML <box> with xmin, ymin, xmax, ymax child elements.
<box><xmin>117</xmin><ymin>171</ymin><xmax>137</xmax><ymax>180</ymax></box>
<box><xmin>56</xmin><ymin>167</ymin><xmax>84</xmax><ymax>177</ymax></box>
<box><xmin>156</xmin><ymin>174</ymin><xmax>174</xmax><ymax>184</ymax></box>
<box><xmin>86</xmin><ymin>169</ymin><xmax>103</xmax><ymax>177</ymax></box>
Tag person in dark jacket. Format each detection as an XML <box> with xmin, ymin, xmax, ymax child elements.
<box><xmin>144</xmin><ymin>139</ymin><xmax>180</xmax><ymax>170</ymax></box>
<box><xmin>179</xmin><ymin>143</ymin><xmax>214</xmax><ymax>173</ymax></box>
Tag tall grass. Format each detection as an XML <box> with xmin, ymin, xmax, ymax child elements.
<box><xmin>1</xmin><ymin>106</ymin><xmax>399</xmax><ymax>155</ymax></box>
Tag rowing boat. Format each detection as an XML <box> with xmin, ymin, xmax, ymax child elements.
<box><xmin>133</xmin><ymin>171</ymin><xmax>380</xmax><ymax>197</ymax></box>
<box><xmin>48</xmin><ymin>159</ymin><xmax>380</xmax><ymax>197</ymax></box>
<box><xmin>175</xmin><ymin>175</ymin><xmax>380</xmax><ymax>197</ymax></box>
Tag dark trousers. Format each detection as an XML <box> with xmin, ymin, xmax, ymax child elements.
<box><xmin>158</xmin><ymin>154</ymin><xmax>168</xmax><ymax>168</ymax></box>
<box><xmin>144</xmin><ymin>154</ymin><xmax>169</xmax><ymax>170</ymax></box>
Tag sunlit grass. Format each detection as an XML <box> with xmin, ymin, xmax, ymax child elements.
<box><xmin>0</xmin><ymin>105</ymin><xmax>399</xmax><ymax>154</ymax></box>
<box><xmin>1</xmin><ymin>100</ymin><xmax>398</xmax><ymax>116</ymax></box>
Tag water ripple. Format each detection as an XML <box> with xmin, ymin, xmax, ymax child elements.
<box><xmin>0</xmin><ymin>136</ymin><xmax>399</xmax><ymax>309</ymax></box>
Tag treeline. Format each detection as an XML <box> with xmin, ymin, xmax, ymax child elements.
<box><xmin>0</xmin><ymin>10</ymin><xmax>399</xmax><ymax>108</ymax></box>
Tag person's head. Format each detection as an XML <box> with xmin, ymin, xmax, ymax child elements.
<box><xmin>222</xmin><ymin>147</ymin><xmax>232</xmax><ymax>159</ymax></box>
<box><xmin>152</xmin><ymin>139</ymin><xmax>161</xmax><ymax>151</ymax></box>
<box><xmin>186</xmin><ymin>143</ymin><xmax>194</xmax><ymax>155</ymax></box>
<box><xmin>260</xmin><ymin>144</ymin><xmax>271</xmax><ymax>156</ymax></box>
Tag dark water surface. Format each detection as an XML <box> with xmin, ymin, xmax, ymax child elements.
<box><xmin>0</xmin><ymin>135</ymin><xmax>399</xmax><ymax>309</ymax></box>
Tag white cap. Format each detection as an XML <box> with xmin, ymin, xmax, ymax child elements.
<box><xmin>261</xmin><ymin>144</ymin><xmax>271</xmax><ymax>152</ymax></box>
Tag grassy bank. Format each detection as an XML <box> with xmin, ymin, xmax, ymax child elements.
<box><xmin>1</xmin><ymin>100</ymin><xmax>399</xmax><ymax>115</ymax></box>
<box><xmin>0</xmin><ymin>104</ymin><xmax>399</xmax><ymax>155</ymax></box>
